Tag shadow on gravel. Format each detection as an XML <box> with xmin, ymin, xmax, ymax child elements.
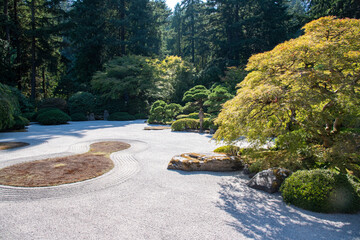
<box><xmin>168</xmin><ymin>169</ymin><xmax>240</xmax><ymax>177</ymax></box>
<box><xmin>0</xmin><ymin>120</ymin><xmax>145</xmax><ymax>149</ymax></box>
<box><xmin>216</xmin><ymin>174</ymin><xmax>360</xmax><ymax>240</ymax></box>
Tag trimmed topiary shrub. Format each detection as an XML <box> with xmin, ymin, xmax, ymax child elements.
<box><xmin>68</xmin><ymin>92</ymin><xmax>96</xmax><ymax>115</ymax></box>
<box><xmin>171</xmin><ymin>118</ymin><xmax>199</xmax><ymax>131</ymax></box>
<box><xmin>280</xmin><ymin>169</ymin><xmax>360</xmax><ymax>213</ymax></box>
<box><xmin>214</xmin><ymin>145</ymin><xmax>241</xmax><ymax>156</ymax></box>
<box><xmin>33</xmin><ymin>107</ymin><xmax>59</xmax><ymax>121</ymax></box>
<box><xmin>176</xmin><ymin>114</ymin><xmax>189</xmax><ymax>120</ymax></box>
<box><xmin>187</xmin><ymin>112</ymin><xmax>211</xmax><ymax>119</ymax></box>
<box><xmin>70</xmin><ymin>113</ymin><xmax>87</xmax><ymax>121</ymax></box>
<box><xmin>37</xmin><ymin>109</ymin><xmax>71</xmax><ymax>125</ymax></box>
<box><xmin>108</xmin><ymin>112</ymin><xmax>136</xmax><ymax>121</ymax></box>
<box><xmin>188</xmin><ymin>112</ymin><xmax>199</xmax><ymax>119</ymax></box>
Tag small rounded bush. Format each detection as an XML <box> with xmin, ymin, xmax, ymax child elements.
<box><xmin>171</xmin><ymin>118</ymin><xmax>199</xmax><ymax>131</ymax></box>
<box><xmin>68</xmin><ymin>92</ymin><xmax>96</xmax><ymax>115</ymax></box>
<box><xmin>70</xmin><ymin>113</ymin><xmax>87</xmax><ymax>121</ymax></box>
<box><xmin>280</xmin><ymin>169</ymin><xmax>360</xmax><ymax>213</ymax></box>
<box><xmin>214</xmin><ymin>145</ymin><xmax>241</xmax><ymax>156</ymax></box>
<box><xmin>108</xmin><ymin>112</ymin><xmax>136</xmax><ymax>121</ymax></box>
<box><xmin>37</xmin><ymin>109</ymin><xmax>71</xmax><ymax>125</ymax></box>
<box><xmin>33</xmin><ymin>107</ymin><xmax>59</xmax><ymax>121</ymax></box>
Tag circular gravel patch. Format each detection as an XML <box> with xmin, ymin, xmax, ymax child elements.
<box><xmin>0</xmin><ymin>139</ymin><xmax>147</xmax><ymax>201</ymax></box>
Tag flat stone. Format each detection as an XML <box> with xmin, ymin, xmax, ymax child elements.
<box><xmin>168</xmin><ymin>152</ymin><xmax>243</xmax><ymax>172</ymax></box>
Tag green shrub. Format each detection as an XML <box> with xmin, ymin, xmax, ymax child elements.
<box><xmin>280</xmin><ymin>169</ymin><xmax>360</xmax><ymax>213</ymax></box>
<box><xmin>203</xmin><ymin>118</ymin><xmax>212</xmax><ymax>130</ymax></box>
<box><xmin>33</xmin><ymin>107</ymin><xmax>59</xmax><ymax>121</ymax></box>
<box><xmin>134</xmin><ymin>113</ymin><xmax>147</xmax><ymax>119</ymax></box>
<box><xmin>0</xmin><ymin>83</ymin><xmax>19</xmax><ymax>130</ymax></box>
<box><xmin>214</xmin><ymin>145</ymin><xmax>241</xmax><ymax>156</ymax></box>
<box><xmin>11</xmin><ymin>115</ymin><xmax>30</xmax><ymax>130</ymax></box>
<box><xmin>70</xmin><ymin>113</ymin><xmax>87</xmax><ymax>121</ymax></box>
<box><xmin>22</xmin><ymin>112</ymin><xmax>36</xmax><ymax>122</ymax></box>
<box><xmin>38</xmin><ymin>98</ymin><xmax>67</xmax><ymax>112</ymax></box>
<box><xmin>187</xmin><ymin>112</ymin><xmax>211</xmax><ymax>119</ymax></box>
<box><xmin>148</xmin><ymin>101</ymin><xmax>182</xmax><ymax>124</ymax></box>
<box><xmin>37</xmin><ymin>109</ymin><xmax>71</xmax><ymax>125</ymax></box>
<box><xmin>249</xmin><ymin>160</ymin><xmax>264</xmax><ymax>173</ymax></box>
<box><xmin>68</xmin><ymin>92</ymin><xmax>96</xmax><ymax>115</ymax></box>
<box><xmin>188</xmin><ymin>112</ymin><xmax>199</xmax><ymax>119</ymax></box>
<box><xmin>9</xmin><ymin>87</ymin><xmax>34</xmax><ymax>114</ymax></box>
<box><xmin>176</xmin><ymin>114</ymin><xmax>189</xmax><ymax>120</ymax></box>
<box><xmin>171</xmin><ymin>118</ymin><xmax>199</xmax><ymax>131</ymax></box>
<box><xmin>108</xmin><ymin>112</ymin><xmax>136</xmax><ymax>121</ymax></box>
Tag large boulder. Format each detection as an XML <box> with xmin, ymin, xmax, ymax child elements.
<box><xmin>247</xmin><ymin>168</ymin><xmax>292</xmax><ymax>193</ymax></box>
<box><xmin>168</xmin><ymin>152</ymin><xmax>243</xmax><ymax>172</ymax></box>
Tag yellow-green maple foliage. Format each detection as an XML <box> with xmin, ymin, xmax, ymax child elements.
<box><xmin>215</xmin><ymin>17</ymin><xmax>360</xmax><ymax>148</ymax></box>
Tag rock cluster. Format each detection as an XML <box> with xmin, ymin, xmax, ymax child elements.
<box><xmin>168</xmin><ymin>153</ymin><xmax>243</xmax><ymax>172</ymax></box>
<box><xmin>247</xmin><ymin>168</ymin><xmax>292</xmax><ymax>193</ymax></box>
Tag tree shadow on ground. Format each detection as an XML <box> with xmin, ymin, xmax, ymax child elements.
<box><xmin>0</xmin><ymin>120</ymin><xmax>145</xmax><ymax>149</ymax></box>
<box><xmin>168</xmin><ymin>169</ymin><xmax>240</xmax><ymax>177</ymax></box>
<box><xmin>217</xmin><ymin>173</ymin><xmax>360</xmax><ymax>240</ymax></box>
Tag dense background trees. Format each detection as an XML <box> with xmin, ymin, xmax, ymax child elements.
<box><xmin>1</xmin><ymin>0</ymin><xmax>359</xmax><ymax>122</ymax></box>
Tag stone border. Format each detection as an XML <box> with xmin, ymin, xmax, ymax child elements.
<box><xmin>0</xmin><ymin>139</ymin><xmax>148</xmax><ymax>202</ymax></box>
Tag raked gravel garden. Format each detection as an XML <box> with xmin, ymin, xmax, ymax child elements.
<box><xmin>1</xmin><ymin>120</ymin><xmax>359</xmax><ymax>240</ymax></box>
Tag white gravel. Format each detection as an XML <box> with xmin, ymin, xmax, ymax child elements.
<box><xmin>0</xmin><ymin>120</ymin><xmax>359</xmax><ymax>240</ymax></box>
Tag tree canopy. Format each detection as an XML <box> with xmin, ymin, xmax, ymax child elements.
<box><xmin>214</xmin><ymin>17</ymin><xmax>360</xmax><ymax>171</ymax></box>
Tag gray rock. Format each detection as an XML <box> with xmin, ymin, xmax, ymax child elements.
<box><xmin>88</xmin><ymin>113</ymin><xmax>95</xmax><ymax>121</ymax></box>
<box><xmin>243</xmin><ymin>164</ymin><xmax>250</xmax><ymax>175</ymax></box>
<box><xmin>168</xmin><ymin>152</ymin><xmax>243</xmax><ymax>172</ymax></box>
<box><xmin>247</xmin><ymin>168</ymin><xmax>292</xmax><ymax>193</ymax></box>
<box><xmin>104</xmin><ymin>110</ymin><xmax>109</xmax><ymax>121</ymax></box>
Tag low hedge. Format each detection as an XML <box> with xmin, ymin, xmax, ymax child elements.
<box><xmin>176</xmin><ymin>114</ymin><xmax>189</xmax><ymax>120</ymax></box>
<box><xmin>70</xmin><ymin>113</ymin><xmax>87</xmax><ymax>121</ymax></box>
<box><xmin>108</xmin><ymin>112</ymin><xmax>136</xmax><ymax>121</ymax></box>
<box><xmin>280</xmin><ymin>169</ymin><xmax>360</xmax><ymax>213</ymax></box>
<box><xmin>187</xmin><ymin>112</ymin><xmax>211</xmax><ymax>119</ymax></box>
<box><xmin>171</xmin><ymin>118</ymin><xmax>199</xmax><ymax>131</ymax></box>
<box><xmin>37</xmin><ymin>109</ymin><xmax>71</xmax><ymax>125</ymax></box>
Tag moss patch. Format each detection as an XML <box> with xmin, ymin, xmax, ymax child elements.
<box><xmin>144</xmin><ymin>126</ymin><xmax>171</xmax><ymax>130</ymax></box>
<box><xmin>0</xmin><ymin>141</ymin><xmax>130</xmax><ymax>187</ymax></box>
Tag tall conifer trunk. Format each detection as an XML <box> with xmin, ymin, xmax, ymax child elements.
<box><xmin>4</xmin><ymin>0</ymin><xmax>10</xmax><ymax>42</ymax></box>
<box><xmin>31</xmin><ymin>0</ymin><xmax>36</xmax><ymax>101</ymax></box>
<box><xmin>13</xmin><ymin>0</ymin><xmax>22</xmax><ymax>90</ymax></box>
<box><xmin>120</xmin><ymin>0</ymin><xmax>126</xmax><ymax>55</ymax></box>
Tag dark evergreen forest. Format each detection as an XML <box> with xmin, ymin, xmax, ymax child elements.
<box><xmin>1</xmin><ymin>0</ymin><xmax>359</xmax><ymax>108</ymax></box>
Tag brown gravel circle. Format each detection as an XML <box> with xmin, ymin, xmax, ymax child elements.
<box><xmin>0</xmin><ymin>141</ymin><xmax>130</xmax><ymax>187</ymax></box>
